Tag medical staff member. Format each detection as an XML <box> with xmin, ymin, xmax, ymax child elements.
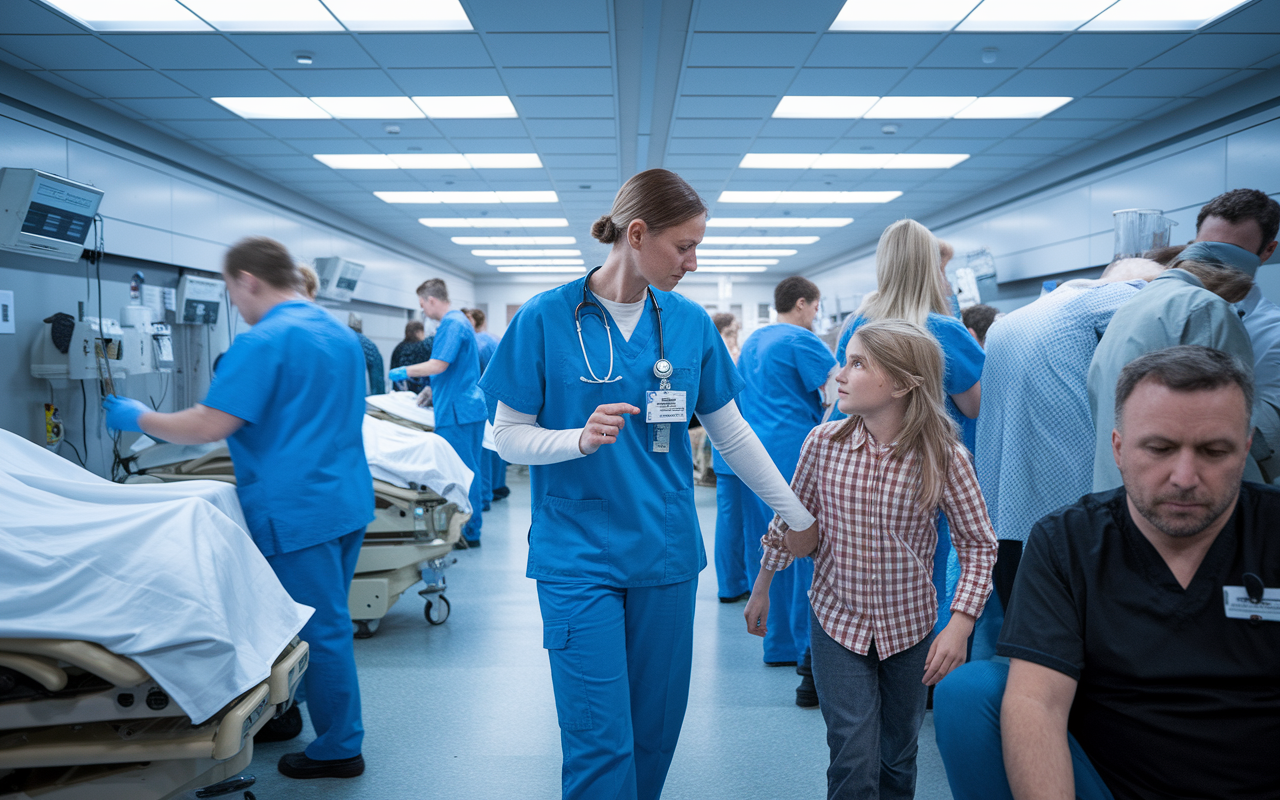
<box><xmin>465</xmin><ymin>307</ymin><xmax>508</xmax><ymax>508</ymax></box>
<box><xmin>103</xmin><ymin>237</ymin><xmax>371</xmax><ymax>781</ymax></box>
<box><xmin>478</xmin><ymin>169</ymin><xmax>817</xmax><ymax>800</ymax></box>
<box><xmin>390</xmin><ymin>279</ymin><xmax>486</xmax><ymax>546</ymax></box>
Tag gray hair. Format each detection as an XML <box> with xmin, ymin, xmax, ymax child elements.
<box><xmin>1116</xmin><ymin>345</ymin><xmax>1253</xmax><ymax>430</ymax></box>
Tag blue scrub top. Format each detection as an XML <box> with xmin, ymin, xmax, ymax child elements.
<box><xmin>479</xmin><ymin>276</ymin><xmax>743</xmax><ymax>587</ymax></box>
<box><xmin>431</xmin><ymin>309</ymin><xmax>488</xmax><ymax>427</ymax></box>
<box><xmin>475</xmin><ymin>330</ymin><xmax>499</xmax><ymax>373</ymax></box>
<box><xmin>203</xmin><ymin>300</ymin><xmax>374</xmax><ymax>557</ymax></box>
<box><xmin>737</xmin><ymin>323</ymin><xmax>837</xmax><ymax>480</ymax></box>
<box><xmin>832</xmin><ymin>313</ymin><xmax>984</xmax><ymax>452</ymax></box>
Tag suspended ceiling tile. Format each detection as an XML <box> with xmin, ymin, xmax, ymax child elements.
<box><xmin>0</xmin><ymin>34</ymin><xmax>143</xmax><ymax>70</ymax></box>
<box><xmin>53</xmin><ymin>69</ymin><xmax>196</xmax><ymax>98</ymax></box>
<box><xmin>536</xmin><ymin>138</ymin><xmax>617</xmax><ymax>154</ymax></box>
<box><xmin>926</xmin><ymin>119</ymin><xmax>1032</xmax><ymax>137</ymax></box>
<box><xmin>449</xmin><ymin>137</ymin><xmax>540</xmax><ymax>152</ymax></box>
<box><xmin>484</xmin><ymin>33</ymin><xmax>611</xmax><ymax>68</ymax></box>
<box><xmin>756</xmin><ymin>119</ymin><xmax>851</xmax><ymax>138</ymax></box>
<box><xmin>672</xmin><ymin>118</ymin><xmax>766</xmax><ymax>137</ymax></box>
<box><xmin>891</xmin><ymin>68</ymin><xmax>1016</xmax><ymax>95</ymax></box>
<box><xmin>224</xmin><ymin>33</ymin><xmax>374</xmax><ymax>69</ymax></box>
<box><xmin>546</xmin><ymin>168</ymin><xmax>618</xmax><ymax>182</ymax></box>
<box><xmin>186</xmin><ymin>139</ymin><xmax>226</xmax><ymax>156</ymax></box>
<box><xmin>166</xmin><ymin>69</ymin><xmax>299</xmax><ymax>96</ymax></box>
<box><xmin>0</xmin><ymin>48</ymin><xmax>41</xmax><ymax>70</ymax></box>
<box><xmin>1029</xmin><ymin>33</ymin><xmax>1187</xmax><ymax>69</ymax></box>
<box><xmin>430</xmin><ymin>119</ymin><xmax>527</xmax><ymax>137</ymax></box>
<box><xmin>515</xmin><ymin>95</ymin><xmax>614</xmax><ymax>118</ymax></box>
<box><xmin>388</xmin><ymin>68</ymin><xmax>506</xmax><ymax>94</ymax></box>
<box><xmin>29</xmin><ymin>70</ymin><xmax>99</xmax><ymax>97</ymax></box>
<box><xmin>277</xmin><ymin>68</ymin><xmax>403</xmax><ymax>95</ymax></box>
<box><xmin>675</xmin><ymin>95</ymin><xmax>776</xmax><ymax>118</ymax></box>
<box><xmin>987</xmin><ymin>137</ymin><xmax>1081</xmax><ymax>154</ymax></box>
<box><xmin>1144</xmin><ymin>34</ymin><xmax>1280</xmax><ymax>69</ymax></box>
<box><xmin>4</xmin><ymin>1</ymin><xmax>89</xmax><ymax>34</ymax></box>
<box><xmin>357</xmin><ymin>33</ymin><xmax>493</xmax><ymax>69</ymax></box>
<box><xmin>501</xmin><ymin>67</ymin><xmax>614</xmax><ymax>95</ymax></box>
<box><xmin>664</xmin><ymin>154</ymin><xmax>742</xmax><ymax>169</ymax></box>
<box><xmin>211</xmin><ymin>138</ymin><xmax>311</xmax><ymax>155</ymax></box>
<box><xmin>247</xmin><ymin>119</ymin><xmax>360</xmax><ymax>138</ymax></box>
<box><xmin>467</xmin><ymin>0</ymin><xmax>608</xmax><ymax>32</ymax></box>
<box><xmin>1047</xmin><ymin>96</ymin><xmax>1170</xmax><ymax>119</ymax></box>
<box><xmin>806</xmin><ymin>33</ymin><xmax>944</xmax><ymax>68</ymax></box>
<box><xmin>1092</xmin><ymin>68</ymin><xmax>1239</xmax><ymax>97</ymax></box>
<box><xmin>160</xmin><ymin>118</ymin><xmax>270</xmax><ymax>138</ymax></box>
<box><xmin>235</xmin><ymin>154</ymin><xmax>326</xmax><ymax>170</ymax></box>
<box><xmin>669</xmin><ymin>138</ymin><xmax>754</xmax><ymax>154</ymax></box>
<box><xmin>688</xmin><ymin>33</ymin><xmax>818</xmax><ymax>67</ymax></box>
<box><xmin>91</xmin><ymin>97</ymin><xmax>147</xmax><ymax>119</ymax></box>
<box><xmin>993</xmin><ymin>68</ymin><xmax>1127</xmax><ymax>96</ymax></box>
<box><xmin>788</xmin><ymin>67</ymin><xmax>909</xmax><ymax>95</ymax></box>
<box><xmin>100</xmin><ymin>34</ymin><xmax>259</xmax><ymax>70</ymax></box>
<box><xmin>137</xmin><ymin>118</ymin><xmax>190</xmax><ymax>138</ymax></box>
<box><xmin>963</xmin><ymin>153</ymin><xmax>1054</xmax><ymax>170</ymax></box>
<box><xmin>681</xmin><ymin>67</ymin><xmax>800</xmax><ymax>94</ymax></box>
<box><xmin>1137</xmin><ymin>97</ymin><xmax>1196</xmax><ymax>119</ymax></box>
<box><xmin>829</xmin><ymin>137</ymin><xmax>925</xmax><ymax>151</ymax></box>
<box><xmin>918</xmin><ymin>33</ymin><xmax>1063</xmax><ymax>69</ymax></box>
<box><xmin>1187</xmin><ymin>69</ymin><xmax>1265</xmax><ymax>97</ymax></box>
<box><xmin>370</xmin><ymin>139</ymin><xmax>458</xmax><ymax>153</ymax></box>
<box><xmin>694</xmin><ymin>0</ymin><xmax>843</xmax><ymax>32</ymax></box>
<box><xmin>527</xmin><ymin>118</ymin><xmax>615</xmax><ymax>137</ymax></box>
<box><xmin>113</xmin><ymin>97</ymin><xmax>236</xmax><ymax>119</ymax></box>
<box><xmin>842</xmin><ymin>119</ymin><xmax>944</xmax><ymax>137</ymax></box>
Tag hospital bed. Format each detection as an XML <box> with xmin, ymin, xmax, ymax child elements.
<box><xmin>124</xmin><ymin>400</ymin><xmax>474</xmax><ymax>639</ymax></box>
<box><xmin>0</xmin><ymin>638</ymin><xmax>307</xmax><ymax>800</ymax></box>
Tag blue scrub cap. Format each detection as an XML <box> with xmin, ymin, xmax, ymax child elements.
<box><xmin>1173</xmin><ymin>241</ymin><xmax>1262</xmax><ymax>277</ymax></box>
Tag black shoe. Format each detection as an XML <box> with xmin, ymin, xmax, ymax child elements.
<box><xmin>927</xmin><ymin>684</ymin><xmax>934</xmax><ymax>710</ymax></box>
<box><xmin>277</xmin><ymin>752</ymin><xmax>365</xmax><ymax>780</ymax></box>
<box><xmin>795</xmin><ymin>673</ymin><xmax>819</xmax><ymax>708</ymax></box>
<box><xmin>764</xmin><ymin>660</ymin><xmax>798</xmax><ymax>668</ymax></box>
<box><xmin>718</xmin><ymin>592</ymin><xmax>750</xmax><ymax>604</ymax></box>
<box><xmin>453</xmin><ymin>538</ymin><xmax>481</xmax><ymax>550</ymax></box>
<box><xmin>493</xmin><ymin>487</ymin><xmax>511</xmax><ymax>500</ymax></box>
<box><xmin>254</xmin><ymin>704</ymin><xmax>302</xmax><ymax>743</ymax></box>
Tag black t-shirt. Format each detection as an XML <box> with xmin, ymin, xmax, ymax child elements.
<box><xmin>998</xmin><ymin>484</ymin><xmax>1280</xmax><ymax>800</ymax></box>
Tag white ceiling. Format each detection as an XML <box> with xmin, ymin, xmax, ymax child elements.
<box><xmin>2</xmin><ymin>0</ymin><xmax>1278</xmax><ymax>278</ymax></box>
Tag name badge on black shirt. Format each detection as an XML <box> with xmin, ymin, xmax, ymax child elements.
<box><xmin>1223</xmin><ymin>585</ymin><xmax>1280</xmax><ymax>622</ymax></box>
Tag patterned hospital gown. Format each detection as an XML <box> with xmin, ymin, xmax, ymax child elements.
<box><xmin>975</xmin><ymin>279</ymin><xmax>1145</xmax><ymax>542</ymax></box>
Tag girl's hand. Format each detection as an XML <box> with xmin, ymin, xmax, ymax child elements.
<box><xmin>783</xmin><ymin>521</ymin><xmax>819</xmax><ymax>557</ymax></box>
<box><xmin>923</xmin><ymin>611</ymin><xmax>975</xmax><ymax>686</ymax></box>
<box><xmin>579</xmin><ymin>403</ymin><xmax>640</xmax><ymax>455</ymax></box>
<box><xmin>744</xmin><ymin>589</ymin><xmax>769</xmax><ymax>637</ymax></box>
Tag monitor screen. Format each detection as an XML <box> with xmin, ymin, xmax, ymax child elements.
<box><xmin>20</xmin><ymin>175</ymin><xmax>100</xmax><ymax>245</ymax></box>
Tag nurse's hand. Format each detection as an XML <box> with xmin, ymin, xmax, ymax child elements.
<box><xmin>389</xmin><ymin>366</ymin><xmax>409</xmax><ymax>383</ymax></box>
<box><xmin>103</xmin><ymin>394</ymin><xmax>150</xmax><ymax>433</ymax></box>
<box><xmin>783</xmin><ymin>521</ymin><xmax>819</xmax><ymax>558</ymax></box>
<box><xmin>578</xmin><ymin>403</ymin><xmax>639</xmax><ymax>455</ymax></box>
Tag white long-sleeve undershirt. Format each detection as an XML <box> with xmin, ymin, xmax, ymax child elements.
<box><xmin>492</xmin><ymin>400</ymin><xmax>815</xmax><ymax>531</ymax></box>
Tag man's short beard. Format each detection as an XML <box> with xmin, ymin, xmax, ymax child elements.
<box><xmin>1129</xmin><ymin>488</ymin><xmax>1237</xmax><ymax>537</ymax></box>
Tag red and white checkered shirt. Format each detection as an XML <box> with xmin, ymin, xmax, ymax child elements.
<box><xmin>763</xmin><ymin>419</ymin><xmax>996</xmax><ymax>660</ymax></box>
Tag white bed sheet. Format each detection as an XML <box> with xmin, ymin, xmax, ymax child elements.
<box><xmin>0</xmin><ymin>430</ymin><xmax>311</xmax><ymax>724</ymax></box>
<box><xmin>361</xmin><ymin>416</ymin><xmax>473</xmax><ymax>513</ymax></box>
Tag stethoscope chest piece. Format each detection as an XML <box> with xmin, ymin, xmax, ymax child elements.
<box><xmin>653</xmin><ymin>358</ymin><xmax>673</xmax><ymax>381</ymax></box>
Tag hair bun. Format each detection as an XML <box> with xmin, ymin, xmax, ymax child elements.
<box><xmin>592</xmin><ymin>214</ymin><xmax>618</xmax><ymax>244</ymax></box>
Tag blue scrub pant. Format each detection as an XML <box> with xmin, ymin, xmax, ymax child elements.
<box><xmin>933</xmin><ymin>661</ymin><xmax>1115</xmax><ymax>800</ymax></box>
<box><xmin>713</xmin><ymin>473</ymin><xmax>749</xmax><ymax>599</ymax></box>
<box><xmin>744</xmin><ymin>489</ymin><xmax>813</xmax><ymax>664</ymax></box>
<box><xmin>485</xmin><ymin>448</ymin><xmax>508</xmax><ymax>497</ymax></box>
<box><xmin>266</xmin><ymin>528</ymin><xmax>365</xmax><ymax>760</ymax></box>
<box><xmin>537</xmin><ymin>579</ymin><xmax>697</xmax><ymax>800</ymax></box>
<box><xmin>436</xmin><ymin>420</ymin><xmax>484</xmax><ymax>542</ymax></box>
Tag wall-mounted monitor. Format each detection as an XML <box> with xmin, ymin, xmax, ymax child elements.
<box><xmin>0</xmin><ymin>169</ymin><xmax>104</xmax><ymax>262</ymax></box>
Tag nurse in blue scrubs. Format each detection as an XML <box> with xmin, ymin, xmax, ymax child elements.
<box><xmin>389</xmin><ymin>279</ymin><xmax>487</xmax><ymax>546</ymax></box>
<box><xmin>479</xmin><ymin>169</ymin><xmax>816</xmax><ymax>800</ymax></box>
<box><xmin>103</xmin><ymin>236</ymin><xmax>371</xmax><ymax>780</ymax></box>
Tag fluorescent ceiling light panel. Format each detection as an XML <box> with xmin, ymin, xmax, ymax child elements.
<box><xmin>697</xmin><ymin>259</ymin><xmax>779</xmax><ymax>266</ymax></box>
<box><xmin>829</xmin><ymin>0</ymin><xmax>979</xmax><ymax>31</ymax></box>
<box><xmin>957</xmin><ymin>0</ymin><xmax>1115</xmax><ymax>30</ymax></box>
<box><xmin>773</xmin><ymin>96</ymin><xmax>879</xmax><ymax>119</ymax></box>
<box><xmin>314</xmin><ymin>154</ymin><xmax>398</xmax><ymax>169</ymax></box>
<box><xmin>320</xmin><ymin>0</ymin><xmax>473</xmax><ymax>30</ymax></box>
<box><xmin>464</xmin><ymin>153</ymin><xmax>543</xmax><ymax>169</ymax></box>
<box><xmin>1082</xmin><ymin>0</ymin><xmax>1248</xmax><ymax>30</ymax></box>
<box><xmin>706</xmin><ymin>218</ymin><xmax>851</xmax><ymax>228</ymax></box>
<box><xmin>742</xmin><ymin>153</ymin><xmax>967</xmax><ymax>169</ymax></box>
<box><xmin>813</xmin><ymin>153</ymin><xmax>896</xmax><ymax>169</ymax></box>
<box><xmin>390</xmin><ymin>154</ymin><xmax>472</xmax><ymax>169</ymax></box>
<box><xmin>451</xmin><ymin>236</ymin><xmax>577</xmax><ymax>245</ymax></box>
<box><xmin>377</xmin><ymin>191</ymin><xmax>558</xmax><ymax>203</ymax></box>
<box><xmin>696</xmin><ymin>266</ymin><xmax>770</xmax><ymax>273</ymax></box>
<box><xmin>718</xmin><ymin>191</ymin><xmax>901</xmax><ymax>204</ymax></box>
<box><xmin>422</xmin><ymin>220</ymin><xmax>570</xmax><ymax>230</ymax></box>
<box><xmin>310</xmin><ymin>97</ymin><xmax>424</xmax><ymax>119</ymax></box>
<box><xmin>955</xmin><ymin>96</ymin><xmax>1072</xmax><ymax>118</ymax></box>
<box><xmin>39</xmin><ymin>0</ymin><xmax>211</xmax><ymax>30</ymax></box>
<box><xmin>179</xmin><ymin>0</ymin><xmax>341</xmax><ymax>31</ymax></box>
<box><xmin>487</xmin><ymin>259</ymin><xmax>585</xmax><ymax>266</ymax></box>
<box><xmin>884</xmin><ymin>153</ymin><xmax>970</xmax><ymax>168</ymax></box>
<box><xmin>471</xmin><ymin>249</ymin><xmax>581</xmax><ymax>257</ymax></box>
<box><xmin>865</xmin><ymin>96</ymin><xmax>976</xmax><ymax>118</ymax></box>
<box><xmin>740</xmin><ymin>154</ymin><xmax>821</xmax><ymax>169</ymax></box>
<box><xmin>702</xmin><ymin>236</ymin><xmax>821</xmax><ymax>245</ymax></box>
<box><xmin>412</xmin><ymin>96</ymin><xmax>518</xmax><ymax>119</ymax></box>
<box><xmin>696</xmin><ymin>250</ymin><xmax>798</xmax><ymax>257</ymax></box>
<box><xmin>496</xmin><ymin>266</ymin><xmax>587</xmax><ymax>273</ymax></box>
<box><xmin>213</xmin><ymin>97</ymin><xmax>329</xmax><ymax>118</ymax></box>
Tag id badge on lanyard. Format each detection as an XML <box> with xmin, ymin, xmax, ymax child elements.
<box><xmin>646</xmin><ymin>382</ymin><xmax>686</xmax><ymax>454</ymax></box>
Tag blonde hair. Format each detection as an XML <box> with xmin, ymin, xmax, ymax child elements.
<box><xmin>831</xmin><ymin>319</ymin><xmax>958</xmax><ymax>511</ymax></box>
<box><xmin>297</xmin><ymin>264</ymin><xmax>319</xmax><ymax>299</ymax></box>
<box><xmin>861</xmin><ymin>219</ymin><xmax>952</xmax><ymax>329</ymax></box>
<box><xmin>592</xmin><ymin>169</ymin><xmax>707</xmax><ymax>244</ymax></box>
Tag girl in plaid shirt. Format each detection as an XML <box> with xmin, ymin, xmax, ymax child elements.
<box><xmin>745</xmin><ymin>319</ymin><xmax>996</xmax><ymax>800</ymax></box>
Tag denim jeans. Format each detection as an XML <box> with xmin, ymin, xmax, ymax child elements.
<box><xmin>933</xmin><ymin>660</ymin><xmax>1115</xmax><ymax>800</ymax></box>
<box><xmin>810</xmin><ymin>612</ymin><xmax>932</xmax><ymax>800</ymax></box>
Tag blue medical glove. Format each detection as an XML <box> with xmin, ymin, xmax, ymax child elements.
<box><xmin>389</xmin><ymin>366</ymin><xmax>409</xmax><ymax>383</ymax></box>
<box><xmin>103</xmin><ymin>395</ymin><xmax>149</xmax><ymax>433</ymax></box>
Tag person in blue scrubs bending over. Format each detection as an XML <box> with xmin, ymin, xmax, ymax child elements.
<box><xmin>479</xmin><ymin>169</ymin><xmax>818</xmax><ymax>800</ymax></box>
<box><xmin>102</xmin><ymin>236</ymin><xmax>372</xmax><ymax>780</ymax></box>
<box><xmin>389</xmin><ymin>279</ymin><xmax>487</xmax><ymax>547</ymax></box>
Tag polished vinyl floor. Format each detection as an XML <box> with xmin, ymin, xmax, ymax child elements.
<box><xmin>240</xmin><ymin>473</ymin><xmax>955</xmax><ymax>800</ymax></box>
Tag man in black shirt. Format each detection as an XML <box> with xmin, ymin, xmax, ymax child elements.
<box><xmin>935</xmin><ymin>345</ymin><xmax>1280</xmax><ymax>800</ymax></box>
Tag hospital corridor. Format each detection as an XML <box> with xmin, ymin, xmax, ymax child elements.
<box><xmin>3</xmin><ymin>1</ymin><xmax>1280</xmax><ymax>799</ymax></box>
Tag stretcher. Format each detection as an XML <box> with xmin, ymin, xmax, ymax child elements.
<box><xmin>0</xmin><ymin>638</ymin><xmax>307</xmax><ymax>800</ymax></box>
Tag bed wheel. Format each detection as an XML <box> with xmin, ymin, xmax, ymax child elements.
<box><xmin>353</xmin><ymin>619</ymin><xmax>379</xmax><ymax>639</ymax></box>
<box><xmin>424</xmin><ymin>595</ymin><xmax>450</xmax><ymax>625</ymax></box>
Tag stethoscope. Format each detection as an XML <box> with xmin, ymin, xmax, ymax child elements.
<box><xmin>575</xmin><ymin>266</ymin><xmax>673</xmax><ymax>385</ymax></box>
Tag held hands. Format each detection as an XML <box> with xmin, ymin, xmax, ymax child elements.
<box><xmin>783</xmin><ymin>521</ymin><xmax>819</xmax><ymax>558</ymax></box>
<box><xmin>922</xmin><ymin>611</ymin><xmax>975</xmax><ymax>686</ymax></box>
<box><xmin>388</xmin><ymin>366</ymin><xmax>409</xmax><ymax>383</ymax></box>
<box><xmin>578</xmin><ymin>403</ymin><xmax>639</xmax><ymax>455</ymax></box>
<box><xmin>102</xmin><ymin>395</ymin><xmax>149</xmax><ymax>433</ymax></box>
